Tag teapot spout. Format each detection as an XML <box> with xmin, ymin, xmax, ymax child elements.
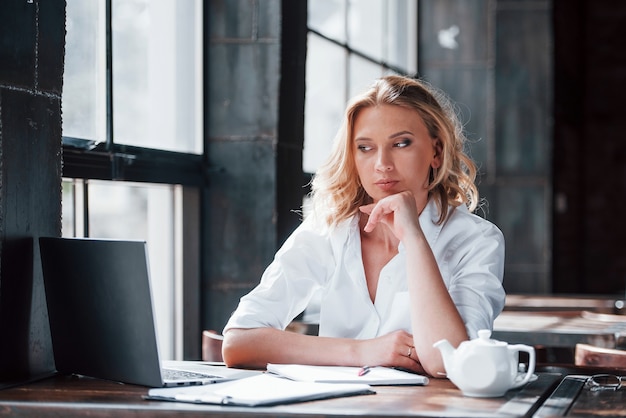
<box><xmin>433</xmin><ymin>339</ymin><xmax>455</xmax><ymax>373</ymax></box>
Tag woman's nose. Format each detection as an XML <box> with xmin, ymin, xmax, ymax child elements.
<box><xmin>375</xmin><ymin>150</ymin><xmax>393</xmax><ymax>171</ymax></box>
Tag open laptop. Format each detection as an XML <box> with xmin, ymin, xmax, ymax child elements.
<box><xmin>39</xmin><ymin>237</ymin><xmax>259</xmax><ymax>387</ymax></box>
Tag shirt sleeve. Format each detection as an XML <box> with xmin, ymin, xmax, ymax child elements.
<box><xmin>223</xmin><ymin>217</ymin><xmax>334</xmax><ymax>333</ymax></box>
<box><xmin>443</xmin><ymin>212</ymin><xmax>506</xmax><ymax>339</ymax></box>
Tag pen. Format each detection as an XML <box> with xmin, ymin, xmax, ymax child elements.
<box><xmin>358</xmin><ymin>366</ymin><xmax>371</xmax><ymax>376</ymax></box>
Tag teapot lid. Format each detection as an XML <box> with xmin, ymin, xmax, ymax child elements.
<box><xmin>473</xmin><ymin>329</ymin><xmax>507</xmax><ymax>346</ymax></box>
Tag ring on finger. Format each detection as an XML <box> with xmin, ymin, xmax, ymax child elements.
<box><xmin>407</xmin><ymin>346</ymin><xmax>413</xmax><ymax>358</ymax></box>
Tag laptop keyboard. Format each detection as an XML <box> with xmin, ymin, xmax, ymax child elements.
<box><xmin>163</xmin><ymin>368</ymin><xmax>220</xmax><ymax>381</ymax></box>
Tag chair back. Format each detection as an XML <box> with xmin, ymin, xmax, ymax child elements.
<box><xmin>575</xmin><ymin>343</ymin><xmax>626</xmax><ymax>369</ymax></box>
<box><xmin>202</xmin><ymin>330</ymin><xmax>224</xmax><ymax>362</ymax></box>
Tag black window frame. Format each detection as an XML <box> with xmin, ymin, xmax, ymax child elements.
<box><xmin>61</xmin><ymin>0</ymin><xmax>211</xmax><ymax>359</ymax></box>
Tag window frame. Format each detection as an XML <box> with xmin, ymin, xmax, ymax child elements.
<box><xmin>61</xmin><ymin>0</ymin><xmax>210</xmax><ymax>360</ymax></box>
<box><xmin>303</xmin><ymin>1</ymin><xmax>418</xmax><ymax>181</ymax></box>
<box><xmin>62</xmin><ymin>139</ymin><xmax>209</xmax><ymax>186</ymax></box>
<box><xmin>62</xmin><ymin>0</ymin><xmax>211</xmax><ymax>187</ymax></box>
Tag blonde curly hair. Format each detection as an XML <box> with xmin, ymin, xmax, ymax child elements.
<box><xmin>310</xmin><ymin>75</ymin><xmax>478</xmax><ymax>227</ymax></box>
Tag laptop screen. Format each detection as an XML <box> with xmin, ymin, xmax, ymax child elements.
<box><xmin>39</xmin><ymin>237</ymin><xmax>164</xmax><ymax>387</ymax></box>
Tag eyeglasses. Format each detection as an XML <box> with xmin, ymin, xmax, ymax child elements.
<box><xmin>584</xmin><ymin>374</ymin><xmax>624</xmax><ymax>392</ymax></box>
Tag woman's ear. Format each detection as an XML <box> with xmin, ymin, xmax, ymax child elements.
<box><xmin>431</xmin><ymin>138</ymin><xmax>443</xmax><ymax>169</ymax></box>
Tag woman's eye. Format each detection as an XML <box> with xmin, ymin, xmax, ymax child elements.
<box><xmin>394</xmin><ymin>139</ymin><xmax>412</xmax><ymax>148</ymax></box>
<box><xmin>357</xmin><ymin>144</ymin><xmax>373</xmax><ymax>152</ymax></box>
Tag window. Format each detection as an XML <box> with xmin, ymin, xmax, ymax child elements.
<box><xmin>63</xmin><ymin>0</ymin><xmax>203</xmax><ymax>153</ymax></box>
<box><xmin>62</xmin><ymin>0</ymin><xmax>204</xmax><ymax>360</ymax></box>
<box><xmin>304</xmin><ymin>0</ymin><xmax>417</xmax><ymax>173</ymax></box>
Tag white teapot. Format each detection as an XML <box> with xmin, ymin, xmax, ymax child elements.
<box><xmin>433</xmin><ymin>329</ymin><xmax>536</xmax><ymax>397</ymax></box>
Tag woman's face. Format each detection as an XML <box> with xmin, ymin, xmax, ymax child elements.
<box><xmin>353</xmin><ymin>104</ymin><xmax>441</xmax><ymax>204</ymax></box>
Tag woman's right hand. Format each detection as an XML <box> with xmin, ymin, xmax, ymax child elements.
<box><xmin>359</xmin><ymin>191</ymin><xmax>424</xmax><ymax>243</ymax></box>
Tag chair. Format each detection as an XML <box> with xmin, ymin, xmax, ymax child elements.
<box><xmin>574</xmin><ymin>343</ymin><xmax>626</xmax><ymax>369</ymax></box>
<box><xmin>202</xmin><ymin>330</ymin><xmax>224</xmax><ymax>362</ymax></box>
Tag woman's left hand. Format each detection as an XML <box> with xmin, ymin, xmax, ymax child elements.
<box><xmin>354</xmin><ymin>330</ymin><xmax>425</xmax><ymax>375</ymax></box>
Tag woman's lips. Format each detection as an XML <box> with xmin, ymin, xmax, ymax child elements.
<box><xmin>375</xmin><ymin>179</ymin><xmax>399</xmax><ymax>191</ymax></box>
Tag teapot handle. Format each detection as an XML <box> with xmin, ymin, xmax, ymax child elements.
<box><xmin>508</xmin><ymin>344</ymin><xmax>536</xmax><ymax>389</ymax></box>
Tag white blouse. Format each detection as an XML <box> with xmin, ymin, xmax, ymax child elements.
<box><xmin>223</xmin><ymin>199</ymin><xmax>506</xmax><ymax>340</ymax></box>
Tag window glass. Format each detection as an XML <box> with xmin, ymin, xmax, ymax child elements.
<box><xmin>308</xmin><ymin>0</ymin><xmax>346</xmax><ymax>42</ymax></box>
<box><xmin>348</xmin><ymin>54</ymin><xmax>385</xmax><ymax>98</ymax></box>
<box><xmin>63</xmin><ymin>0</ymin><xmax>203</xmax><ymax>154</ymax></box>
<box><xmin>348</xmin><ymin>0</ymin><xmax>384</xmax><ymax>59</ymax></box>
<box><xmin>112</xmin><ymin>0</ymin><xmax>203</xmax><ymax>153</ymax></box>
<box><xmin>62</xmin><ymin>179</ymin><xmax>180</xmax><ymax>360</ymax></box>
<box><xmin>304</xmin><ymin>35</ymin><xmax>346</xmax><ymax>173</ymax></box>
<box><xmin>386</xmin><ymin>0</ymin><xmax>417</xmax><ymax>73</ymax></box>
<box><xmin>62</xmin><ymin>179</ymin><xmax>82</xmax><ymax>238</ymax></box>
<box><xmin>62</xmin><ymin>0</ymin><xmax>105</xmax><ymax>141</ymax></box>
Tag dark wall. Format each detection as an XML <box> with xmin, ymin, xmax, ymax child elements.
<box><xmin>201</xmin><ymin>0</ymin><xmax>307</xmax><ymax>333</ymax></box>
<box><xmin>0</xmin><ymin>0</ymin><xmax>64</xmax><ymax>383</ymax></box>
<box><xmin>553</xmin><ymin>0</ymin><xmax>626</xmax><ymax>294</ymax></box>
<box><xmin>419</xmin><ymin>0</ymin><xmax>553</xmax><ymax>294</ymax></box>
<box><xmin>420</xmin><ymin>0</ymin><xmax>626</xmax><ymax>297</ymax></box>
<box><xmin>202</xmin><ymin>0</ymin><xmax>284</xmax><ymax>332</ymax></box>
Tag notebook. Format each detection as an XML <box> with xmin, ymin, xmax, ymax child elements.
<box><xmin>39</xmin><ymin>237</ymin><xmax>260</xmax><ymax>387</ymax></box>
<box><xmin>266</xmin><ymin>364</ymin><xmax>429</xmax><ymax>386</ymax></box>
<box><xmin>146</xmin><ymin>373</ymin><xmax>375</xmax><ymax>406</ymax></box>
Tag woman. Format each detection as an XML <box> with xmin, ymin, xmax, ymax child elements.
<box><xmin>222</xmin><ymin>75</ymin><xmax>505</xmax><ymax>377</ymax></box>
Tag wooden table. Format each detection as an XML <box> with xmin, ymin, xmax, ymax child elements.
<box><xmin>493</xmin><ymin>310</ymin><xmax>626</xmax><ymax>350</ymax></box>
<box><xmin>491</xmin><ymin>295</ymin><xmax>626</xmax><ymax>364</ymax></box>
<box><xmin>502</xmin><ymin>295</ymin><xmax>625</xmax><ymax>314</ymax></box>
<box><xmin>0</xmin><ymin>367</ymin><xmax>624</xmax><ymax>417</ymax></box>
